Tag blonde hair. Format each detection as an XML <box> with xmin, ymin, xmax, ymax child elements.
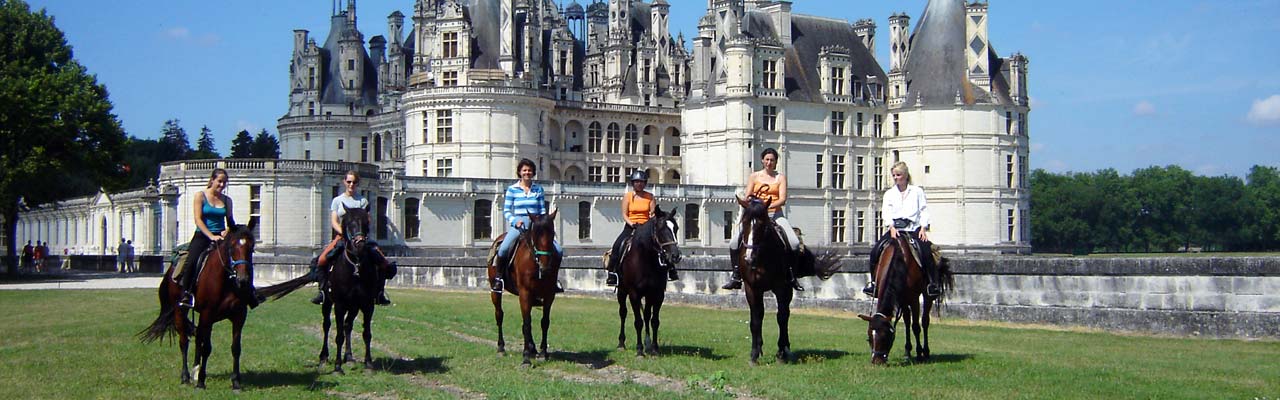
<box><xmin>891</xmin><ymin>162</ymin><xmax>912</xmax><ymax>185</ymax></box>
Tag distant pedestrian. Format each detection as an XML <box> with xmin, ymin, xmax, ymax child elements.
<box><xmin>33</xmin><ymin>241</ymin><xmax>45</xmax><ymax>273</ymax></box>
<box><xmin>125</xmin><ymin>240</ymin><xmax>136</xmax><ymax>273</ymax></box>
<box><xmin>60</xmin><ymin>248</ymin><xmax>72</xmax><ymax>270</ymax></box>
<box><xmin>117</xmin><ymin>239</ymin><xmax>127</xmax><ymax>273</ymax></box>
<box><xmin>21</xmin><ymin>241</ymin><xmax>33</xmax><ymax>273</ymax></box>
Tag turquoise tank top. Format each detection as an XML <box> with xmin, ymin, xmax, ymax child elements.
<box><xmin>202</xmin><ymin>196</ymin><xmax>227</xmax><ymax>233</ymax></box>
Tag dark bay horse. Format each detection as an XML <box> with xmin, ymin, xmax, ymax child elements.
<box><xmin>488</xmin><ymin>211</ymin><xmax>561</xmax><ymax>365</ymax></box>
<box><xmin>734</xmin><ymin>197</ymin><xmax>841</xmax><ymax>365</ymax></box>
<box><xmin>858</xmin><ymin>235</ymin><xmax>953</xmax><ymax>364</ymax></box>
<box><xmin>139</xmin><ymin>222</ymin><xmax>257</xmax><ymax>390</ymax></box>
<box><xmin>319</xmin><ymin>206</ymin><xmax>382</xmax><ymax>373</ymax></box>
<box><xmin>615</xmin><ymin>205</ymin><xmax>682</xmax><ymax>357</ymax></box>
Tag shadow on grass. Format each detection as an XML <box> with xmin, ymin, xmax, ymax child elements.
<box><xmin>657</xmin><ymin>344</ymin><xmax>729</xmax><ymax>360</ymax></box>
<box><xmin>790</xmin><ymin>348</ymin><xmax>851</xmax><ymax>363</ymax></box>
<box><xmin>234</xmin><ymin>369</ymin><xmax>333</xmax><ymax>391</ymax></box>
<box><xmin>376</xmin><ymin>356</ymin><xmax>450</xmax><ymax>374</ymax></box>
<box><xmin>551</xmin><ymin>349</ymin><xmax>615</xmax><ymax>369</ymax></box>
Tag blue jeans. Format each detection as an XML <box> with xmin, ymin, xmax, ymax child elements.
<box><xmin>497</xmin><ymin>216</ymin><xmax>562</xmax><ymax>259</ymax></box>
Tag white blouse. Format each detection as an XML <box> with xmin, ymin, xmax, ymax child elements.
<box><xmin>881</xmin><ymin>184</ymin><xmax>931</xmax><ymax>232</ymax></box>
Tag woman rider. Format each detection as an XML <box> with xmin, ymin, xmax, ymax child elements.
<box><xmin>178</xmin><ymin>168</ymin><xmax>261</xmax><ymax>308</ymax></box>
<box><xmin>605</xmin><ymin>169</ymin><xmax>677</xmax><ymax>286</ymax></box>
<box><xmin>310</xmin><ymin>170</ymin><xmax>395</xmax><ymax>306</ymax></box>
<box><xmin>491</xmin><ymin>159</ymin><xmax>565</xmax><ymax>292</ymax></box>
<box><xmin>863</xmin><ymin>161</ymin><xmax>941</xmax><ymax>297</ymax></box>
<box><xmin>722</xmin><ymin>148</ymin><xmax>804</xmax><ymax>291</ymax></box>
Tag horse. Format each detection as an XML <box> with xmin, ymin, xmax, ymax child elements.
<box><xmin>733</xmin><ymin>197</ymin><xmax>841</xmax><ymax>365</ymax></box>
<box><xmin>487</xmin><ymin>211</ymin><xmax>561</xmax><ymax>365</ymax></box>
<box><xmin>318</xmin><ymin>206</ymin><xmax>383</xmax><ymax>373</ymax></box>
<box><xmin>858</xmin><ymin>234</ymin><xmax>953</xmax><ymax>365</ymax></box>
<box><xmin>615</xmin><ymin>205</ymin><xmax>682</xmax><ymax>357</ymax></box>
<box><xmin>139</xmin><ymin>222</ymin><xmax>258</xmax><ymax>390</ymax></box>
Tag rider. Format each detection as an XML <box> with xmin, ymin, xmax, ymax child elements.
<box><xmin>310</xmin><ymin>170</ymin><xmax>395</xmax><ymax>306</ymax></box>
<box><xmin>178</xmin><ymin>168</ymin><xmax>261</xmax><ymax>309</ymax></box>
<box><xmin>605</xmin><ymin>169</ymin><xmax>676</xmax><ymax>286</ymax></box>
<box><xmin>491</xmin><ymin>158</ymin><xmax>564</xmax><ymax>292</ymax></box>
<box><xmin>863</xmin><ymin>161</ymin><xmax>941</xmax><ymax>298</ymax></box>
<box><xmin>722</xmin><ymin>148</ymin><xmax>804</xmax><ymax>291</ymax></box>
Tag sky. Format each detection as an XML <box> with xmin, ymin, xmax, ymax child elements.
<box><xmin>25</xmin><ymin>0</ymin><xmax>1280</xmax><ymax>178</ymax></box>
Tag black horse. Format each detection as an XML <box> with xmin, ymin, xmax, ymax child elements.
<box><xmin>858</xmin><ymin>235</ymin><xmax>954</xmax><ymax>364</ymax></box>
<box><xmin>139</xmin><ymin>222</ymin><xmax>258</xmax><ymax>390</ymax></box>
<box><xmin>615</xmin><ymin>205</ymin><xmax>682</xmax><ymax>357</ymax></box>
<box><xmin>733</xmin><ymin>197</ymin><xmax>841</xmax><ymax>365</ymax></box>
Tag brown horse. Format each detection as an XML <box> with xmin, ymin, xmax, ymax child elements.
<box><xmin>858</xmin><ymin>235</ymin><xmax>953</xmax><ymax>365</ymax></box>
<box><xmin>615</xmin><ymin>205</ymin><xmax>682</xmax><ymax>357</ymax></box>
<box><xmin>488</xmin><ymin>211</ymin><xmax>561</xmax><ymax>365</ymax></box>
<box><xmin>734</xmin><ymin>197</ymin><xmax>841</xmax><ymax>365</ymax></box>
<box><xmin>139</xmin><ymin>222</ymin><xmax>257</xmax><ymax>390</ymax></box>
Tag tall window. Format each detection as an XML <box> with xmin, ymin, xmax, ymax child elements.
<box><xmin>558</xmin><ymin>50</ymin><xmax>568</xmax><ymax>75</ymax></box>
<box><xmin>1007</xmin><ymin>155</ymin><xmax>1016</xmax><ymax>188</ymax></box>
<box><xmin>360</xmin><ymin>136</ymin><xmax>369</xmax><ymax>162</ymax></box>
<box><xmin>436</xmin><ymin>158</ymin><xmax>453</xmax><ymax>177</ymax></box>
<box><xmin>404</xmin><ymin>198</ymin><xmax>420</xmax><ymax>239</ymax></box>
<box><xmin>606</xmin><ymin>166</ymin><xmax>621</xmax><ymax>183</ymax></box>
<box><xmin>856</xmin><ymin>210</ymin><xmax>866</xmax><ymax>243</ymax></box>
<box><xmin>831</xmin><ymin>209</ymin><xmax>846</xmax><ymax>243</ymax></box>
<box><xmin>588</xmin><ymin>122</ymin><xmax>602</xmax><ymax>152</ymax></box>
<box><xmin>347</xmin><ymin>59</ymin><xmax>355</xmax><ymax>71</ymax></box>
<box><xmin>442</xmin><ymin>32</ymin><xmax>459</xmax><ymax>58</ymax></box>
<box><xmin>337</xmin><ymin>139</ymin><xmax>344</xmax><ymax>150</ymax></box>
<box><xmin>436</xmin><ymin>110</ymin><xmax>453</xmax><ymax>143</ymax></box>
<box><xmin>422</xmin><ymin>113</ymin><xmax>430</xmax><ymax>143</ymax></box>
<box><xmin>578</xmin><ymin>201</ymin><xmax>592</xmax><ymax>239</ymax></box>
<box><xmin>830</xmin><ymin>66</ymin><xmax>845</xmax><ymax>95</ymax></box>
<box><xmin>606</xmin><ymin>123</ymin><xmax>621</xmax><ymax>153</ymax></box>
<box><xmin>723</xmin><ymin>211</ymin><xmax>734</xmax><ymax>240</ymax></box>
<box><xmin>815</xmin><ymin>154</ymin><xmax>824</xmax><ymax>188</ymax></box>
<box><xmin>762</xmin><ymin>105</ymin><xmax>778</xmax><ymax>131</ymax></box>
<box><xmin>1007</xmin><ymin>209</ymin><xmax>1016</xmax><ymax>242</ymax></box>
<box><xmin>1019</xmin><ymin>155</ymin><xmax>1029</xmax><ymax>188</ymax></box>
<box><xmin>624</xmin><ymin>124</ymin><xmax>638</xmax><ymax>154</ymax></box>
<box><xmin>588</xmin><ymin>166</ymin><xmax>602</xmax><ymax>182</ymax></box>
<box><xmin>1019</xmin><ymin>113</ymin><xmax>1027</xmax><ymax>136</ymax></box>
<box><xmin>874</xmin><ymin>157</ymin><xmax>884</xmax><ymax>191</ymax></box>
<box><xmin>762</xmin><ymin>59</ymin><xmax>778</xmax><ymax>89</ymax></box>
<box><xmin>377</xmin><ymin>197</ymin><xmax>389</xmax><ymax>239</ymax></box>
<box><xmin>473</xmin><ymin>199</ymin><xmax>492</xmax><ymax>240</ymax></box>
<box><xmin>856</xmin><ymin>112</ymin><xmax>864</xmax><ymax>136</ymax></box>
<box><xmin>684</xmin><ymin>204</ymin><xmax>700</xmax><ymax>240</ymax></box>
<box><xmin>1006</xmin><ymin>111</ymin><xmax>1013</xmax><ymax>134</ymax></box>
<box><xmin>893</xmin><ymin>113</ymin><xmax>900</xmax><ymax>136</ymax></box>
<box><xmin>442</xmin><ymin>71</ymin><xmax>458</xmax><ymax>86</ymax></box>
<box><xmin>875</xmin><ymin>210</ymin><xmax>883</xmax><ymax>237</ymax></box>
<box><xmin>856</xmin><ymin>156</ymin><xmax>865</xmax><ymax>190</ymax></box>
<box><xmin>421</xmin><ymin>160</ymin><xmax>429</xmax><ymax>176</ymax></box>
<box><xmin>831</xmin><ymin>154</ymin><xmax>846</xmax><ymax>189</ymax></box>
<box><xmin>873</xmin><ymin>114</ymin><xmax>883</xmax><ymax>137</ymax></box>
<box><xmin>249</xmin><ymin>185</ymin><xmax>262</xmax><ymax>237</ymax></box>
<box><xmin>830</xmin><ymin>111</ymin><xmax>846</xmax><ymax>135</ymax></box>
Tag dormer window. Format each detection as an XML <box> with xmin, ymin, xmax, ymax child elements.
<box><xmin>442</xmin><ymin>32</ymin><xmax>459</xmax><ymax>58</ymax></box>
<box><xmin>762</xmin><ymin>59</ymin><xmax>778</xmax><ymax>90</ymax></box>
<box><xmin>830</xmin><ymin>67</ymin><xmax>845</xmax><ymax>95</ymax></box>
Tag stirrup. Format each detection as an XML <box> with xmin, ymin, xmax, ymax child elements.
<box><xmin>926</xmin><ymin>283</ymin><xmax>942</xmax><ymax>298</ymax></box>
<box><xmin>310</xmin><ymin>290</ymin><xmax>325</xmax><ymax>305</ymax></box>
<box><xmin>490</xmin><ymin>277</ymin><xmax>504</xmax><ymax>294</ymax></box>
<box><xmin>792</xmin><ymin>280</ymin><xmax>804</xmax><ymax>291</ymax></box>
<box><xmin>178</xmin><ymin>291</ymin><xmax>195</xmax><ymax>308</ymax></box>
<box><xmin>862</xmin><ymin>282</ymin><xmax>876</xmax><ymax>297</ymax></box>
<box><xmin>605</xmin><ymin>271</ymin><xmax>619</xmax><ymax>286</ymax></box>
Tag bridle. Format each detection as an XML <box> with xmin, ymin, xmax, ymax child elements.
<box><xmin>650</xmin><ymin>217</ymin><xmax>680</xmax><ymax>267</ymax></box>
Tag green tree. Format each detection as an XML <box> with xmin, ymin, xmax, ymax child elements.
<box><xmin>1246</xmin><ymin>166</ymin><xmax>1280</xmax><ymax>250</ymax></box>
<box><xmin>192</xmin><ymin>124</ymin><xmax>219</xmax><ymax>159</ymax></box>
<box><xmin>251</xmin><ymin>129</ymin><xmax>280</xmax><ymax>158</ymax></box>
<box><xmin>119</xmin><ymin>136</ymin><xmax>164</xmax><ymax>189</ymax></box>
<box><xmin>158</xmin><ymin>119</ymin><xmax>191</xmax><ymax>160</ymax></box>
<box><xmin>229</xmin><ymin>129</ymin><xmax>253</xmax><ymax>158</ymax></box>
<box><xmin>0</xmin><ymin>0</ymin><xmax>127</xmax><ymax>275</ymax></box>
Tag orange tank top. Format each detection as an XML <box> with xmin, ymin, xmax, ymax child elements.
<box><xmin>625</xmin><ymin>191</ymin><xmax>654</xmax><ymax>225</ymax></box>
<box><xmin>751</xmin><ymin>178</ymin><xmax>783</xmax><ymax>214</ymax></box>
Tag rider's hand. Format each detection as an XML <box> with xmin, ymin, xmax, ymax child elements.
<box><xmin>516</xmin><ymin>220</ymin><xmax>525</xmax><ymax>228</ymax></box>
<box><xmin>919</xmin><ymin>229</ymin><xmax>930</xmax><ymax>242</ymax></box>
<box><xmin>889</xmin><ymin>227</ymin><xmax>899</xmax><ymax>239</ymax></box>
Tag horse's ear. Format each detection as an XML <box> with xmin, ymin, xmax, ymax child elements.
<box><xmin>858</xmin><ymin>314</ymin><xmax>873</xmax><ymax>322</ymax></box>
<box><xmin>669</xmin><ymin>206</ymin><xmax>678</xmax><ymax>219</ymax></box>
<box><xmin>654</xmin><ymin>204</ymin><xmax>663</xmax><ymax>215</ymax></box>
<box><xmin>549</xmin><ymin>209</ymin><xmax>558</xmax><ymax>220</ymax></box>
<box><xmin>736</xmin><ymin>195</ymin><xmax>750</xmax><ymax>209</ymax></box>
<box><xmin>246</xmin><ymin>218</ymin><xmax>257</xmax><ymax>233</ymax></box>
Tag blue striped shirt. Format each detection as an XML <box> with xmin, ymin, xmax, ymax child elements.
<box><xmin>503</xmin><ymin>182</ymin><xmax>547</xmax><ymax>226</ymax></box>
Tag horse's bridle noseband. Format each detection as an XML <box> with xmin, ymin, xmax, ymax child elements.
<box><xmin>651</xmin><ymin>219</ymin><xmax>679</xmax><ymax>267</ymax></box>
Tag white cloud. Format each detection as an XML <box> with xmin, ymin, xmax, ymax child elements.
<box><xmin>1030</xmin><ymin>143</ymin><xmax>1045</xmax><ymax>152</ymax></box>
<box><xmin>1132</xmin><ymin>100</ymin><xmax>1157</xmax><ymax>116</ymax></box>
<box><xmin>160</xmin><ymin>26</ymin><xmax>220</xmax><ymax>47</ymax></box>
<box><xmin>1246</xmin><ymin>95</ymin><xmax>1280</xmax><ymax>125</ymax></box>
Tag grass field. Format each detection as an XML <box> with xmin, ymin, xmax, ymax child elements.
<box><xmin>0</xmin><ymin>287</ymin><xmax>1276</xmax><ymax>399</ymax></box>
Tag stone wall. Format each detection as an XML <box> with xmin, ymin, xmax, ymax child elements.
<box><xmin>253</xmin><ymin>255</ymin><xmax>1280</xmax><ymax>339</ymax></box>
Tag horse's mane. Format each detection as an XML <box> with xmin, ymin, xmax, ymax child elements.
<box><xmin>878</xmin><ymin>242</ymin><xmax>908</xmax><ymax>311</ymax></box>
<box><xmin>632</xmin><ymin>210</ymin><xmax>667</xmax><ymax>249</ymax></box>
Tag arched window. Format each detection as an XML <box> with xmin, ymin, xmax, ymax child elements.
<box><xmin>588</xmin><ymin>122</ymin><xmax>602</xmax><ymax>153</ymax></box>
<box><xmin>606</xmin><ymin>123</ymin><xmax>621</xmax><ymax>154</ymax></box>
<box><xmin>684</xmin><ymin>204</ymin><xmax>700</xmax><ymax>240</ymax></box>
<box><xmin>473</xmin><ymin>199</ymin><xmax>492</xmax><ymax>240</ymax></box>
<box><xmin>373</xmin><ymin>133</ymin><xmax>383</xmax><ymax>162</ymax></box>
<box><xmin>404</xmin><ymin>198</ymin><xmax>420</xmax><ymax>239</ymax></box>
<box><xmin>578</xmin><ymin>201</ymin><xmax>592</xmax><ymax>239</ymax></box>
<box><xmin>624</xmin><ymin>124</ymin><xmax>638</xmax><ymax>154</ymax></box>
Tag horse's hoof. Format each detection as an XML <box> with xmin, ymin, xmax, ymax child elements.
<box><xmin>194</xmin><ymin>383</ymin><xmax>206</xmax><ymax>390</ymax></box>
<box><xmin>334</xmin><ymin>367</ymin><xmax>345</xmax><ymax>375</ymax></box>
<box><xmin>365</xmin><ymin>362</ymin><xmax>375</xmax><ymax>370</ymax></box>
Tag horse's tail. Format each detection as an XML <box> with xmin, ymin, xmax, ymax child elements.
<box><xmin>931</xmin><ymin>257</ymin><xmax>955</xmax><ymax>312</ymax></box>
<box><xmin>258</xmin><ymin>270</ymin><xmax>317</xmax><ymax>300</ymax></box>
<box><xmin>138</xmin><ymin>279</ymin><xmax>178</xmax><ymax>344</ymax></box>
<box><xmin>795</xmin><ymin>248</ymin><xmax>842</xmax><ymax>280</ymax></box>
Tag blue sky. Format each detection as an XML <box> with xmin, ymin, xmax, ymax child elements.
<box><xmin>26</xmin><ymin>0</ymin><xmax>1280</xmax><ymax>178</ymax></box>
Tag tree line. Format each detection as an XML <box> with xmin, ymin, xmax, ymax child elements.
<box><xmin>119</xmin><ymin>119</ymin><xmax>281</xmax><ymax>188</ymax></box>
<box><xmin>1030</xmin><ymin>165</ymin><xmax>1280</xmax><ymax>254</ymax></box>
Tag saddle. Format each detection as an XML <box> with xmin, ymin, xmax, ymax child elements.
<box><xmin>167</xmin><ymin>244</ymin><xmax>217</xmax><ymax>288</ymax></box>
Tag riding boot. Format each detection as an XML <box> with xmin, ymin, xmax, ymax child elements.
<box><xmin>667</xmin><ymin>266</ymin><xmax>679</xmax><ymax>281</ymax></box>
<box><xmin>178</xmin><ymin>270</ymin><xmax>196</xmax><ymax>308</ymax></box>
<box><xmin>789</xmin><ymin>265</ymin><xmax>805</xmax><ymax>292</ymax></box>
<box><xmin>721</xmin><ymin>254</ymin><xmax>743</xmax><ymax>290</ymax></box>
<box><xmin>924</xmin><ymin>247</ymin><xmax>942</xmax><ymax>298</ymax></box>
<box><xmin>862</xmin><ymin>280</ymin><xmax>877</xmax><ymax>297</ymax></box>
<box><xmin>374</xmin><ymin>263</ymin><xmax>392</xmax><ymax>306</ymax></box>
<box><xmin>555</xmin><ymin>280</ymin><xmax>566</xmax><ymax>293</ymax></box>
<box><xmin>310</xmin><ymin>257</ymin><xmax>328</xmax><ymax>305</ymax></box>
<box><xmin>605</xmin><ymin>257</ymin><xmax>619</xmax><ymax>286</ymax></box>
<box><xmin>490</xmin><ymin>254</ymin><xmax>510</xmax><ymax>293</ymax></box>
